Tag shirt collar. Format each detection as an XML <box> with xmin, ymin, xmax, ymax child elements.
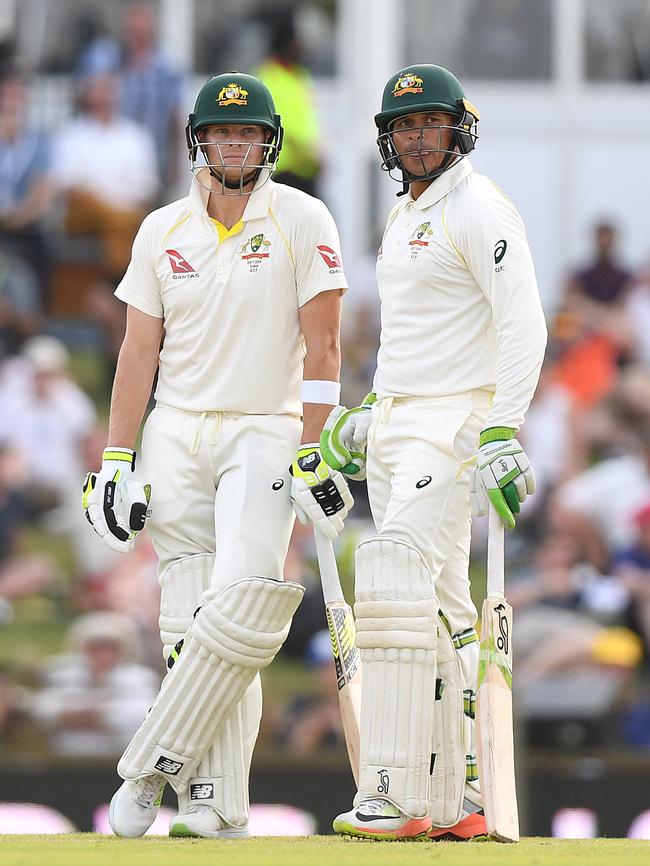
<box><xmin>187</xmin><ymin>168</ymin><xmax>275</xmax><ymax>221</ymax></box>
<box><xmin>407</xmin><ymin>158</ymin><xmax>473</xmax><ymax>210</ymax></box>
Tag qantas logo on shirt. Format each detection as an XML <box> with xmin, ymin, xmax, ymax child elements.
<box><xmin>165</xmin><ymin>249</ymin><xmax>199</xmax><ymax>279</ymax></box>
<box><xmin>317</xmin><ymin>244</ymin><xmax>342</xmax><ymax>272</ymax></box>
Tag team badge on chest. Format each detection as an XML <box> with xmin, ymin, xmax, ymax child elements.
<box><xmin>240</xmin><ymin>233</ymin><xmax>271</xmax><ymax>272</ymax></box>
<box><xmin>408</xmin><ymin>221</ymin><xmax>433</xmax><ymax>258</ymax></box>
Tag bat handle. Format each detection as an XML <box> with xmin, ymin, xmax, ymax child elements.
<box><xmin>487</xmin><ymin>504</ymin><xmax>505</xmax><ymax>598</ymax></box>
<box><xmin>314</xmin><ymin>530</ymin><xmax>345</xmax><ymax>606</ymax></box>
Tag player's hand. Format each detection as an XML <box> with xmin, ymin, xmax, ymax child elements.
<box><xmin>289</xmin><ymin>443</ymin><xmax>353</xmax><ymax>539</ymax></box>
<box><xmin>82</xmin><ymin>447</ymin><xmax>151</xmax><ymax>553</ymax></box>
<box><xmin>475</xmin><ymin>428</ymin><xmax>535</xmax><ymax>530</ymax></box>
<box><xmin>319</xmin><ymin>392</ymin><xmax>376</xmax><ymax>481</ymax></box>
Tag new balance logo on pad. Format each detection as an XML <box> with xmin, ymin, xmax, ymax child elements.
<box><xmin>190</xmin><ymin>783</ymin><xmax>215</xmax><ymax>800</ymax></box>
<box><xmin>154</xmin><ymin>755</ymin><xmax>184</xmax><ymax>775</ymax></box>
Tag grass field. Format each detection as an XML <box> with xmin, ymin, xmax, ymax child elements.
<box><xmin>0</xmin><ymin>835</ymin><xmax>647</xmax><ymax>866</ymax></box>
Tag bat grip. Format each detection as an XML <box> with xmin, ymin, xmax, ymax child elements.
<box><xmin>487</xmin><ymin>504</ymin><xmax>505</xmax><ymax>597</ymax></box>
<box><xmin>314</xmin><ymin>530</ymin><xmax>345</xmax><ymax>605</ymax></box>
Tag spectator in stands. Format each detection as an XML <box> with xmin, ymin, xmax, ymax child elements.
<box><xmin>567</xmin><ymin>222</ymin><xmax>632</xmax><ymax>308</ymax></box>
<box><xmin>255</xmin><ymin>9</ymin><xmax>322</xmax><ymax>196</ymax></box>
<box><xmin>613</xmin><ymin>501</ymin><xmax>650</xmax><ymax>662</ymax></box>
<box><xmin>552</xmin><ymin>425</ymin><xmax>650</xmax><ymax>571</ymax></box>
<box><xmin>625</xmin><ymin>259</ymin><xmax>650</xmax><ymax>366</ymax></box>
<box><xmin>0</xmin><ymin>252</ymin><xmax>42</xmax><ymax>356</ymax></box>
<box><xmin>277</xmin><ymin>629</ymin><xmax>346</xmax><ymax>756</ymax></box>
<box><xmin>509</xmin><ymin>531</ymin><xmax>642</xmax><ymax>681</ymax></box>
<box><xmin>0</xmin><ymin>68</ymin><xmax>54</xmax><ymax>301</ymax></box>
<box><xmin>119</xmin><ymin>3</ymin><xmax>184</xmax><ymax>191</ymax></box>
<box><xmin>0</xmin><ymin>440</ymin><xmax>55</xmax><ymax>623</ymax></box>
<box><xmin>51</xmin><ymin>70</ymin><xmax>158</xmax><ymax>281</ymax></box>
<box><xmin>78</xmin><ymin>3</ymin><xmax>185</xmax><ymax>192</ymax></box>
<box><xmin>0</xmin><ymin>336</ymin><xmax>96</xmax><ymax>514</ymax></box>
<box><xmin>30</xmin><ymin>612</ymin><xmax>160</xmax><ymax>757</ymax></box>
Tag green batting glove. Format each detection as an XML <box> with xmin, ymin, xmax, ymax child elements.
<box><xmin>320</xmin><ymin>392</ymin><xmax>376</xmax><ymax>481</ymax></box>
<box><xmin>477</xmin><ymin>427</ymin><xmax>536</xmax><ymax>530</ymax></box>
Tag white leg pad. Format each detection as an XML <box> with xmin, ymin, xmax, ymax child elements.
<box><xmin>177</xmin><ymin>674</ymin><xmax>262</xmax><ymax>827</ymax></box>
<box><xmin>453</xmin><ymin>628</ymin><xmax>481</xmax><ymax>803</ymax></box>
<box><xmin>429</xmin><ymin>622</ymin><xmax>466</xmax><ymax>827</ymax></box>
<box><xmin>118</xmin><ymin>577</ymin><xmax>304</xmax><ymax>792</ymax></box>
<box><xmin>159</xmin><ymin>553</ymin><xmax>214</xmax><ymax>661</ymax></box>
<box><xmin>353</xmin><ymin>536</ymin><xmax>438</xmax><ymax>818</ymax></box>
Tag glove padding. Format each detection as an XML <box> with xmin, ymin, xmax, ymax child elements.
<box><xmin>319</xmin><ymin>392</ymin><xmax>375</xmax><ymax>481</ymax></box>
<box><xmin>82</xmin><ymin>447</ymin><xmax>151</xmax><ymax>553</ymax></box>
<box><xmin>289</xmin><ymin>443</ymin><xmax>353</xmax><ymax>539</ymax></box>
<box><xmin>475</xmin><ymin>428</ymin><xmax>535</xmax><ymax>530</ymax></box>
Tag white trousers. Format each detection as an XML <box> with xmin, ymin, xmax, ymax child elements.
<box><xmin>138</xmin><ymin>405</ymin><xmax>300</xmax><ymax>820</ymax></box>
<box><xmin>141</xmin><ymin>405</ymin><xmax>301</xmax><ymax>582</ymax></box>
<box><xmin>366</xmin><ymin>390</ymin><xmax>491</xmax><ymax>635</ymax></box>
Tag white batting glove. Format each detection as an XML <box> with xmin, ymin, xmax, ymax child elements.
<box><xmin>476</xmin><ymin>427</ymin><xmax>535</xmax><ymax>530</ymax></box>
<box><xmin>319</xmin><ymin>392</ymin><xmax>376</xmax><ymax>481</ymax></box>
<box><xmin>289</xmin><ymin>443</ymin><xmax>353</xmax><ymax>539</ymax></box>
<box><xmin>82</xmin><ymin>447</ymin><xmax>151</xmax><ymax>553</ymax></box>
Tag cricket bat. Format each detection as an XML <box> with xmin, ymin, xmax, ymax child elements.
<box><xmin>475</xmin><ymin>505</ymin><xmax>520</xmax><ymax>842</ymax></box>
<box><xmin>314</xmin><ymin>530</ymin><xmax>362</xmax><ymax>784</ymax></box>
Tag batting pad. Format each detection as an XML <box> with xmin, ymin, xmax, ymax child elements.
<box><xmin>453</xmin><ymin>628</ymin><xmax>482</xmax><ymax>800</ymax></box>
<box><xmin>178</xmin><ymin>674</ymin><xmax>262</xmax><ymax>827</ymax></box>
<box><xmin>159</xmin><ymin>553</ymin><xmax>214</xmax><ymax>660</ymax></box>
<box><xmin>429</xmin><ymin>622</ymin><xmax>466</xmax><ymax>827</ymax></box>
<box><xmin>354</xmin><ymin>536</ymin><xmax>438</xmax><ymax>818</ymax></box>
<box><xmin>118</xmin><ymin>577</ymin><xmax>304</xmax><ymax>791</ymax></box>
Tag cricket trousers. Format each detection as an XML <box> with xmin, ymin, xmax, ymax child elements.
<box><xmin>136</xmin><ymin>404</ymin><xmax>301</xmax><ymax>825</ymax></box>
<box><xmin>366</xmin><ymin>390</ymin><xmax>491</xmax><ymax>634</ymax></box>
<box><xmin>365</xmin><ymin>390</ymin><xmax>492</xmax><ymax>801</ymax></box>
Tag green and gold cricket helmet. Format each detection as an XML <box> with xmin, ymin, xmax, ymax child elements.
<box><xmin>186</xmin><ymin>72</ymin><xmax>283</xmax><ymax>166</ymax></box>
<box><xmin>375</xmin><ymin>64</ymin><xmax>479</xmax><ymax>184</ymax></box>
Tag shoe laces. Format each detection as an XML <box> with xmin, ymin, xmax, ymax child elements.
<box><xmin>357</xmin><ymin>798</ymin><xmax>401</xmax><ymax>818</ymax></box>
<box><xmin>133</xmin><ymin>775</ymin><xmax>165</xmax><ymax>808</ymax></box>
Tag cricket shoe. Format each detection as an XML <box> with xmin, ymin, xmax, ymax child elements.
<box><xmin>333</xmin><ymin>798</ymin><xmax>431</xmax><ymax>840</ymax></box>
<box><xmin>109</xmin><ymin>774</ymin><xmax>166</xmax><ymax>837</ymax></box>
<box><xmin>169</xmin><ymin>804</ymin><xmax>249</xmax><ymax>838</ymax></box>
<box><xmin>427</xmin><ymin>796</ymin><xmax>488</xmax><ymax>841</ymax></box>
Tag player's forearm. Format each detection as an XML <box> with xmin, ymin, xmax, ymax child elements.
<box><xmin>107</xmin><ymin>341</ymin><xmax>159</xmax><ymax>448</ymax></box>
<box><xmin>301</xmin><ymin>340</ymin><xmax>341</xmax><ymax>443</ymax></box>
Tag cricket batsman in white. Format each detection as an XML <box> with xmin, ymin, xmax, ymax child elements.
<box><xmin>82</xmin><ymin>72</ymin><xmax>352</xmax><ymax>838</ymax></box>
<box><xmin>321</xmin><ymin>64</ymin><xmax>547</xmax><ymax>840</ymax></box>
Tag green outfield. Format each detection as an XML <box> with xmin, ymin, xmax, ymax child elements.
<box><xmin>0</xmin><ymin>836</ymin><xmax>647</xmax><ymax>866</ymax></box>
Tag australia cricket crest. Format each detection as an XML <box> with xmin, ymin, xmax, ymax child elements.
<box><xmin>240</xmin><ymin>233</ymin><xmax>271</xmax><ymax>272</ymax></box>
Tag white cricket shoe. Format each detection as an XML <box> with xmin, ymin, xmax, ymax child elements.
<box><xmin>109</xmin><ymin>775</ymin><xmax>166</xmax><ymax>837</ymax></box>
<box><xmin>333</xmin><ymin>798</ymin><xmax>431</xmax><ymax>840</ymax></box>
<box><xmin>169</xmin><ymin>804</ymin><xmax>249</xmax><ymax>838</ymax></box>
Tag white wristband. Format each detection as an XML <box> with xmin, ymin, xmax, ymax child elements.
<box><xmin>301</xmin><ymin>379</ymin><xmax>341</xmax><ymax>405</ymax></box>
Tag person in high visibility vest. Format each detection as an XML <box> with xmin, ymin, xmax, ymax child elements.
<box><xmin>255</xmin><ymin>14</ymin><xmax>321</xmax><ymax>196</ymax></box>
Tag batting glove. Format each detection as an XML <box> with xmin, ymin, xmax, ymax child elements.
<box><xmin>82</xmin><ymin>447</ymin><xmax>151</xmax><ymax>553</ymax></box>
<box><xmin>476</xmin><ymin>427</ymin><xmax>535</xmax><ymax>530</ymax></box>
<box><xmin>289</xmin><ymin>443</ymin><xmax>353</xmax><ymax>539</ymax></box>
<box><xmin>319</xmin><ymin>392</ymin><xmax>376</xmax><ymax>481</ymax></box>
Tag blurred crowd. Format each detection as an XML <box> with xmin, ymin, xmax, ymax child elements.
<box><xmin>0</xmin><ymin>1</ymin><xmax>649</xmax><ymax>767</ymax></box>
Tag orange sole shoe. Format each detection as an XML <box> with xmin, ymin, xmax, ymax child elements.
<box><xmin>334</xmin><ymin>814</ymin><xmax>432</xmax><ymax>841</ymax></box>
<box><xmin>427</xmin><ymin>811</ymin><xmax>488</xmax><ymax>841</ymax></box>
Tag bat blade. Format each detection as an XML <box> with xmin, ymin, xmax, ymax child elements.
<box><xmin>476</xmin><ymin>594</ymin><xmax>519</xmax><ymax>842</ymax></box>
<box><xmin>326</xmin><ymin>600</ymin><xmax>362</xmax><ymax>784</ymax></box>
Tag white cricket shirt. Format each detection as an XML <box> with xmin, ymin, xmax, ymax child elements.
<box><xmin>374</xmin><ymin>159</ymin><xmax>547</xmax><ymax>429</ymax></box>
<box><xmin>115</xmin><ymin>170</ymin><xmax>347</xmax><ymax>415</ymax></box>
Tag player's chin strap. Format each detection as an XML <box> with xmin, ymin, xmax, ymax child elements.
<box><xmin>396</xmin><ymin>149</ymin><xmax>461</xmax><ymax>197</ymax></box>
